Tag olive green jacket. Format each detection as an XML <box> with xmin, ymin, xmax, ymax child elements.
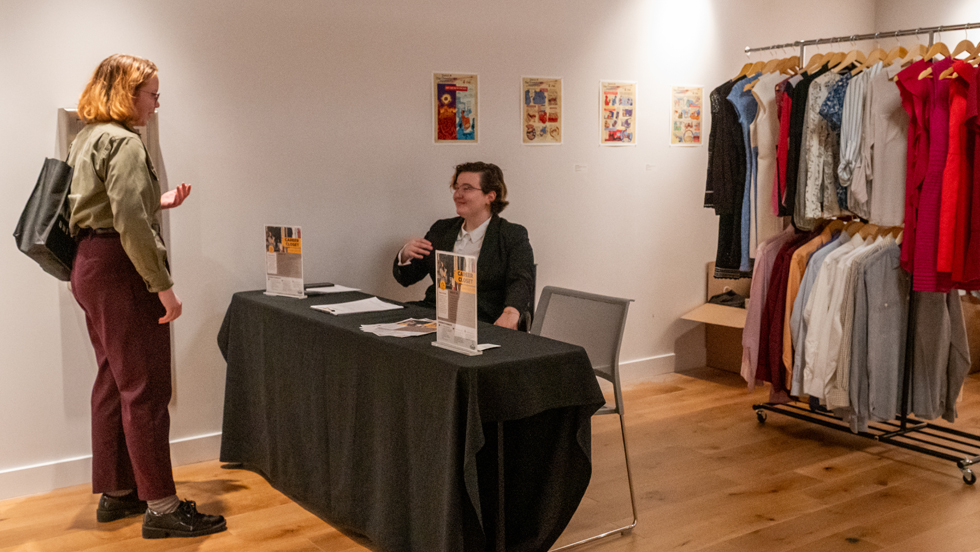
<box><xmin>68</xmin><ymin>122</ymin><xmax>173</xmax><ymax>292</ymax></box>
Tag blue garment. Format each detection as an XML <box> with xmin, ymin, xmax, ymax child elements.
<box><xmin>819</xmin><ymin>74</ymin><xmax>852</xmax><ymax>209</ymax></box>
<box><xmin>727</xmin><ymin>73</ymin><xmax>760</xmax><ymax>274</ymax></box>
<box><xmin>819</xmin><ymin>74</ymin><xmax>851</xmax><ymax>132</ymax></box>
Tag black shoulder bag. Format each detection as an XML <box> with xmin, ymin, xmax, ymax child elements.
<box><xmin>13</xmin><ymin>157</ymin><xmax>76</xmax><ymax>281</ymax></box>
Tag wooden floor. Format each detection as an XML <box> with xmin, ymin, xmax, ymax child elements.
<box><xmin>4</xmin><ymin>367</ymin><xmax>980</xmax><ymax>551</ymax></box>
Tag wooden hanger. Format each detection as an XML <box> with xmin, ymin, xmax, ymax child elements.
<box><xmin>916</xmin><ymin>41</ymin><xmax>951</xmax><ymax>79</ymax></box>
<box><xmin>952</xmin><ymin>39</ymin><xmax>977</xmax><ymax>59</ymax></box>
<box><xmin>803</xmin><ymin>52</ymin><xmax>826</xmax><ymax>75</ymax></box>
<box><xmin>832</xmin><ymin>49</ymin><xmax>866</xmax><ymax>73</ymax></box>
<box><xmin>844</xmin><ymin>221</ymin><xmax>866</xmax><ymax>236</ymax></box>
<box><xmin>734</xmin><ymin>61</ymin><xmax>754</xmax><ymax>79</ymax></box>
<box><xmin>900</xmin><ymin>43</ymin><xmax>928</xmax><ymax>66</ymax></box>
<box><xmin>883</xmin><ymin>45</ymin><xmax>908</xmax><ymax>65</ymax></box>
<box><xmin>781</xmin><ymin>55</ymin><xmax>801</xmax><ymax>75</ymax></box>
<box><xmin>939</xmin><ymin>63</ymin><xmax>960</xmax><ymax>80</ymax></box>
<box><xmin>823</xmin><ymin>219</ymin><xmax>846</xmax><ymax>235</ymax></box>
<box><xmin>919</xmin><ymin>44</ymin><xmax>955</xmax><ymax>80</ymax></box>
<box><xmin>857</xmin><ymin>223</ymin><xmax>880</xmax><ymax>239</ymax></box>
<box><xmin>925</xmin><ymin>41</ymin><xmax>951</xmax><ymax>60</ymax></box>
<box><xmin>742</xmin><ymin>61</ymin><xmax>766</xmax><ymax>90</ymax></box>
<box><xmin>826</xmin><ymin>51</ymin><xmax>847</xmax><ymax>68</ymax></box>
<box><xmin>762</xmin><ymin>57</ymin><xmax>782</xmax><ymax>74</ymax></box>
<box><xmin>851</xmin><ymin>47</ymin><xmax>886</xmax><ymax>75</ymax></box>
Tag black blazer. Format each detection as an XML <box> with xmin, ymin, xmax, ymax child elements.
<box><xmin>393</xmin><ymin>215</ymin><xmax>535</xmax><ymax>324</ymax></box>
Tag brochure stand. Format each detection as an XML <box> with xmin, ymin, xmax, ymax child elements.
<box><xmin>431</xmin><ymin>251</ymin><xmax>482</xmax><ymax>356</ymax></box>
<box><xmin>264</xmin><ymin>224</ymin><xmax>306</xmax><ymax>298</ymax></box>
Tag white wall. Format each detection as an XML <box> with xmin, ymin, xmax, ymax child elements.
<box><xmin>0</xmin><ymin>0</ymin><xmax>877</xmax><ymax>500</ymax></box>
<box><xmin>876</xmin><ymin>0</ymin><xmax>980</xmax><ymax>36</ymax></box>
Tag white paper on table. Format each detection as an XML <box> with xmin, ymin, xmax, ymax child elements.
<box><xmin>477</xmin><ymin>343</ymin><xmax>500</xmax><ymax>351</ymax></box>
<box><xmin>306</xmin><ymin>284</ymin><xmax>360</xmax><ymax>294</ymax></box>
<box><xmin>311</xmin><ymin>297</ymin><xmax>403</xmax><ymax>315</ymax></box>
<box><xmin>361</xmin><ymin>318</ymin><xmax>437</xmax><ymax>338</ymax></box>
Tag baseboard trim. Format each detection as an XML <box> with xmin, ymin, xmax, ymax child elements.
<box><xmin>619</xmin><ymin>353</ymin><xmax>676</xmax><ymax>386</ymax></box>
<box><xmin>0</xmin><ymin>432</ymin><xmax>222</xmax><ymax>502</ymax></box>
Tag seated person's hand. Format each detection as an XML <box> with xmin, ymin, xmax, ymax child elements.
<box><xmin>494</xmin><ymin>306</ymin><xmax>520</xmax><ymax>330</ymax></box>
<box><xmin>399</xmin><ymin>238</ymin><xmax>433</xmax><ymax>264</ymax></box>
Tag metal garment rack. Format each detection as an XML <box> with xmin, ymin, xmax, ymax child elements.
<box><xmin>754</xmin><ymin>292</ymin><xmax>980</xmax><ymax>485</ymax></box>
<box><xmin>744</xmin><ymin>22</ymin><xmax>980</xmax><ymax>62</ymax></box>
<box><xmin>746</xmin><ymin>22</ymin><xmax>980</xmax><ymax>484</ymax></box>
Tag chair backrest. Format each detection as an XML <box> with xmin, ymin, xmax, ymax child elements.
<box><xmin>530</xmin><ymin>286</ymin><xmax>633</xmax><ymax>413</ymax></box>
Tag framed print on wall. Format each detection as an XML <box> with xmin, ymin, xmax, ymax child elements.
<box><xmin>434</xmin><ymin>73</ymin><xmax>478</xmax><ymax>144</ymax></box>
<box><xmin>521</xmin><ymin>77</ymin><xmax>562</xmax><ymax>145</ymax></box>
<box><xmin>670</xmin><ymin>85</ymin><xmax>702</xmax><ymax>146</ymax></box>
<box><xmin>599</xmin><ymin>81</ymin><xmax>636</xmax><ymax>146</ymax></box>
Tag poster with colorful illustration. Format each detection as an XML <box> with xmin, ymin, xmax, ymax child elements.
<box><xmin>522</xmin><ymin>77</ymin><xmax>562</xmax><ymax>145</ymax></box>
<box><xmin>670</xmin><ymin>86</ymin><xmax>702</xmax><ymax>146</ymax></box>
<box><xmin>434</xmin><ymin>73</ymin><xmax>478</xmax><ymax>143</ymax></box>
<box><xmin>599</xmin><ymin>81</ymin><xmax>636</xmax><ymax>146</ymax></box>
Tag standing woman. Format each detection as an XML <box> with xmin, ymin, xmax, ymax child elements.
<box><xmin>69</xmin><ymin>54</ymin><xmax>225</xmax><ymax>539</ymax></box>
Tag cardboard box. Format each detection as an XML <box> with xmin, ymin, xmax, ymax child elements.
<box><xmin>681</xmin><ymin>262</ymin><xmax>750</xmax><ymax>373</ymax></box>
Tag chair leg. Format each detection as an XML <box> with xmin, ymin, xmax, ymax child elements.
<box><xmin>618</xmin><ymin>413</ymin><xmax>639</xmax><ymax>534</ymax></box>
<box><xmin>551</xmin><ymin>413</ymin><xmax>638</xmax><ymax>551</ymax></box>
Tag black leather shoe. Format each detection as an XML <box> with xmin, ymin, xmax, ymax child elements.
<box><xmin>142</xmin><ymin>499</ymin><xmax>226</xmax><ymax>539</ymax></box>
<box><xmin>96</xmin><ymin>491</ymin><xmax>147</xmax><ymax>523</ymax></box>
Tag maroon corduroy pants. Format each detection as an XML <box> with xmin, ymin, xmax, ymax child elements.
<box><xmin>70</xmin><ymin>233</ymin><xmax>176</xmax><ymax>501</ymax></box>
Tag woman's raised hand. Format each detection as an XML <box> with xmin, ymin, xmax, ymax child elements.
<box><xmin>161</xmin><ymin>183</ymin><xmax>192</xmax><ymax>209</ymax></box>
<box><xmin>399</xmin><ymin>238</ymin><xmax>433</xmax><ymax>263</ymax></box>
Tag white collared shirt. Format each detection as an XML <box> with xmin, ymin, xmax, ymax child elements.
<box><xmin>453</xmin><ymin>217</ymin><xmax>490</xmax><ymax>258</ymax></box>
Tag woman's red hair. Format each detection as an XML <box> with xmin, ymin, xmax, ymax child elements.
<box><xmin>77</xmin><ymin>54</ymin><xmax>157</xmax><ymax>125</ymax></box>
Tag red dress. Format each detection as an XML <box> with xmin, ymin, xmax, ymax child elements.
<box><xmin>938</xmin><ymin>62</ymin><xmax>969</xmax><ymax>274</ymax></box>
<box><xmin>951</xmin><ymin>61</ymin><xmax>977</xmax><ymax>284</ymax></box>
<box><xmin>965</xmin><ymin>63</ymin><xmax>980</xmax><ymax>283</ymax></box>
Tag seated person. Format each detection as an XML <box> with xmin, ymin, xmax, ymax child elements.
<box><xmin>393</xmin><ymin>162</ymin><xmax>534</xmax><ymax>330</ymax></box>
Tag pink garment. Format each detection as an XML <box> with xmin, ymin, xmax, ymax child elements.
<box><xmin>896</xmin><ymin>60</ymin><xmax>931</xmax><ymax>274</ymax></box>
<box><xmin>741</xmin><ymin>226</ymin><xmax>795</xmax><ymax>389</ymax></box>
<box><xmin>912</xmin><ymin>57</ymin><xmax>954</xmax><ymax>292</ymax></box>
<box><xmin>774</xmin><ymin>80</ymin><xmax>793</xmax><ymax>215</ymax></box>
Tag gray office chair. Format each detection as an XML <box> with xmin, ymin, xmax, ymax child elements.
<box><xmin>531</xmin><ymin>286</ymin><xmax>638</xmax><ymax>550</ymax></box>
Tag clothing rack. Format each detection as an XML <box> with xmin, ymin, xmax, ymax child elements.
<box><xmin>755</xmin><ymin>289</ymin><xmax>980</xmax><ymax>484</ymax></box>
<box><xmin>744</xmin><ymin>21</ymin><xmax>980</xmax><ymax>62</ymax></box>
<box><xmin>743</xmin><ymin>24</ymin><xmax>980</xmax><ymax>483</ymax></box>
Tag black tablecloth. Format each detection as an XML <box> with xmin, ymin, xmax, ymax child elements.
<box><xmin>217</xmin><ymin>290</ymin><xmax>605</xmax><ymax>552</ymax></box>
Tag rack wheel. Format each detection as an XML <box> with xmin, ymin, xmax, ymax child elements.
<box><xmin>963</xmin><ymin>470</ymin><xmax>976</xmax><ymax>485</ymax></box>
<box><xmin>756</xmin><ymin>410</ymin><xmax>767</xmax><ymax>424</ymax></box>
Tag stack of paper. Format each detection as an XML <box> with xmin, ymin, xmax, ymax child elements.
<box><xmin>305</xmin><ymin>284</ymin><xmax>360</xmax><ymax>294</ymax></box>
<box><xmin>361</xmin><ymin>318</ymin><xmax>437</xmax><ymax>338</ymax></box>
<box><xmin>311</xmin><ymin>297</ymin><xmax>403</xmax><ymax>315</ymax></box>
